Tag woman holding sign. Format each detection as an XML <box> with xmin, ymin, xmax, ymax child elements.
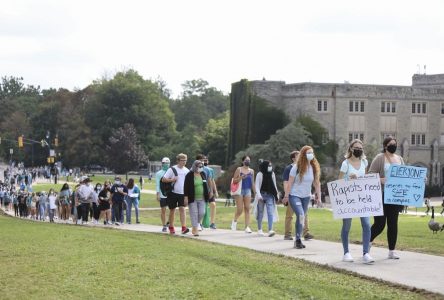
<box><xmin>369</xmin><ymin>136</ymin><xmax>404</xmax><ymax>259</ymax></box>
<box><xmin>338</xmin><ymin>139</ymin><xmax>374</xmax><ymax>264</ymax></box>
<box><xmin>283</xmin><ymin>146</ymin><xmax>321</xmax><ymax>249</ymax></box>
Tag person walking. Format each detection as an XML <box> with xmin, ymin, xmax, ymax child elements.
<box><xmin>110</xmin><ymin>177</ymin><xmax>128</xmax><ymax>226</ymax></box>
<box><xmin>369</xmin><ymin>136</ymin><xmax>404</xmax><ymax>259</ymax></box>
<box><xmin>283</xmin><ymin>146</ymin><xmax>321</xmax><ymax>249</ymax></box>
<box><xmin>231</xmin><ymin>156</ymin><xmax>255</xmax><ymax>233</ymax></box>
<box><xmin>162</xmin><ymin>153</ymin><xmax>190</xmax><ymax>234</ymax></box>
<box><xmin>59</xmin><ymin>183</ymin><xmax>71</xmax><ymax>222</ymax></box>
<box><xmin>76</xmin><ymin>177</ymin><xmax>96</xmax><ymax>224</ymax></box>
<box><xmin>126</xmin><ymin>178</ymin><xmax>141</xmax><ymax>224</ymax></box>
<box><xmin>48</xmin><ymin>189</ymin><xmax>57</xmax><ymax>223</ymax></box>
<box><xmin>338</xmin><ymin>139</ymin><xmax>374</xmax><ymax>264</ymax></box>
<box><xmin>254</xmin><ymin>160</ymin><xmax>279</xmax><ymax>237</ymax></box>
<box><xmin>156</xmin><ymin>157</ymin><xmax>170</xmax><ymax>232</ymax></box>
<box><xmin>38</xmin><ymin>191</ymin><xmax>47</xmax><ymax>221</ymax></box>
<box><xmin>184</xmin><ymin>160</ymin><xmax>211</xmax><ymax>236</ymax></box>
<box><xmin>197</xmin><ymin>154</ymin><xmax>219</xmax><ymax>230</ymax></box>
<box><xmin>282</xmin><ymin>151</ymin><xmax>300</xmax><ymax>240</ymax></box>
<box><xmin>98</xmin><ymin>181</ymin><xmax>112</xmax><ymax>225</ymax></box>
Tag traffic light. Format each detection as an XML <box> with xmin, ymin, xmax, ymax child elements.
<box><xmin>18</xmin><ymin>136</ymin><xmax>23</xmax><ymax>148</ymax></box>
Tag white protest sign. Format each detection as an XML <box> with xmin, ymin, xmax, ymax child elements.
<box><xmin>327</xmin><ymin>174</ymin><xmax>384</xmax><ymax>219</ymax></box>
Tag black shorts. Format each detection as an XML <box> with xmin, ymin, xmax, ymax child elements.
<box><xmin>167</xmin><ymin>192</ymin><xmax>184</xmax><ymax>209</ymax></box>
<box><xmin>159</xmin><ymin>197</ymin><xmax>168</xmax><ymax>208</ymax></box>
<box><xmin>208</xmin><ymin>196</ymin><xmax>216</xmax><ymax>203</ymax></box>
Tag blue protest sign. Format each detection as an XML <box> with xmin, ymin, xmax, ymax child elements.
<box><xmin>384</xmin><ymin>165</ymin><xmax>426</xmax><ymax>207</ymax></box>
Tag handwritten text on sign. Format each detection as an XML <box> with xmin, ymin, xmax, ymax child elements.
<box><xmin>384</xmin><ymin>165</ymin><xmax>426</xmax><ymax>207</ymax></box>
<box><xmin>327</xmin><ymin>174</ymin><xmax>383</xmax><ymax>219</ymax></box>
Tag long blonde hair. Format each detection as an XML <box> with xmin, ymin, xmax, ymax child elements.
<box><xmin>297</xmin><ymin>145</ymin><xmax>320</xmax><ymax>184</ymax></box>
<box><xmin>344</xmin><ymin>139</ymin><xmax>366</xmax><ymax>159</ymax></box>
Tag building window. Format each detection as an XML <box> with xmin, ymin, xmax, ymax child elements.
<box><xmin>412</xmin><ymin>102</ymin><xmax>426</xmax><ymax>114</ymax></box>
<box><xmin>382</xmin><ymin>133</ymin><xmax>396</xmax><ymax>141</ymax></box>
<box><xmin>317</xmin><ymin>100</ymin><xmax>327</xmax><ymax>112</ymax></box>
<box><xmin>381</xmin><ymin>101</ymin><xmax>396</xmax><ymax>113</ymax></box>
<box><xmin>349</xmin><ymin>132</ymin><xmax>364</xmax><ymax>142</ymax></box>
<box><xmin>440</xmin><ymin>134</ymin><xmax>444</xmax><ymax>146</ymax></box>
<box><xmin>349</xmin><ymin>101</ymin><xmax>365</xmax><ymax>113</ymax></box>
<box><xmin>411</xmin><ymin>133</ymin><xmax>426</xmax><ymax>145</ymax></box>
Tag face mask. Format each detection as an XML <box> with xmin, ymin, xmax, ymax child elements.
<box><xmin>267</xmin><ymin>166</ymin><xmax>273</xmax><ymax>172</ymax></box>
<box><xmin>386</xmin><ymin>144</ymin><xmax>397</xmax><ymax>154</ymax></box>
<box><xmin>97</xmin><ymin>185</ymin><xmax>102</xmax><ymax>190</ymax></box>
<box><xmin>244</xmin><ymin>161</ymin><xmax>250</xmax><ymax>166</ymax></box>
<box><xmin>352</xmin><ymin>149</ymin><xmax>363</xmax><ymax>158</ymax></box>
<box><xmin>306</xmin><ymin>153</ymin><xmax>314</xmax><ymax>161</ymax></box>
<box><xmin>115</xmin><ymin>181</ymin><xmax>121</xmax><ymax>185</ymax></box>
<box><xmin>162</xmin><ymin>164</ymin><xmax>170</xmax><ymax>171</ymax></box>
<box><xmin>198</xmin><ymin>167</ymin><xmax>204</xmax><ymax>173</ymax></box>
<box><xmin>86</xmin><ymin>183</ymin><xmax>90</xmax><ymax>187</ymax></box>
<box><xmin>203</xmin><ymin>162</ymin><xmax>208</xmax><ymax>166</ymax></box>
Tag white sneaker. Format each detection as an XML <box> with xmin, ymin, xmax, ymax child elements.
<box><xmin>342</xmin><ymin>252</ymin><xmax>354</xmax><ymax>262</ymax></box>
<box><xmin>257</xmin><ymin>229</ymin><xmax>265</xmax><ymax>236</ymax></box>
<box><xmin>362</xmin><ymin>253</ymin><xmax>375</xmax><ymax>264</ymax></box>
<box><xmin>231</xmin><ymin>220</ymin><xmax>237</xmax><ymax>231</ymax></box>
<box><xmin>268</xmin><ymin>230</ymin><xmax>276</xmax><ymax>237</ymax></box>
<box><xmin>198</xmin><ymin>224</ymin><xmax>203</xmax><ymax>231</ymax></box>
<box><xmin>245</xmin><ymin>226</ymin><xmax>252</xmax><ymax>233</ymax></box>
<box><xmin>107</xmin><ymin>221</ymin><xmax>113</xmax><ymax>225</ymax></box>
<box><xmin>388</xmin><ymin>250</ymin><xmax>400</xmax><ymax>259</ymax></box>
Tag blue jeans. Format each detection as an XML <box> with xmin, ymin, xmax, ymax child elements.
<box><xmin>126</xmin><ymin>197</ymin><xmax>139</xmax><ymax>223</ymax></box>
<box><xmin>342</xmin><ymin>217</ymin><xmax>371</xmax><ymax>254</ymax></box>
<box><xmin>288</xmin><ymin>195</ymin><xmax>310</xmax><ymax>239</ymax></box>
<box><xmin>39</xmin><ymin>203</ymin><xmax>46</xmax><ymax>220</ymax></box>
<box><xmin>256</xmin><ymin>192</ymin><xmax>275</xmax><ymax>231</ymax></box>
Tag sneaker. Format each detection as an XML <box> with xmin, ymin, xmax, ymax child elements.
<box><xmin>231</xmin><ymin>220</ymin><xmax>237</xmax><ymax>231</ymax></box>
<box><xmin>181</xmin><ymin>227</ymin><xmax>189</xmax><ymax>234</ymax></box>
<box><xmin>284</xmin><ymin>235</ymin><xmax>294</xmax><ymax>240</ymax></box>
<box><xmin>342</xmin><ymin>252</ymin><xmax>354</xmax><ymax>262</ymax></box>
<box><xmin>136</xmin><ymin>221</ymin><xmax>140</xmax><ymax>224</ymax></box>
<box><xmin>169</xmin><ymin>226</ymin><xmax>175</xmax><ymax>234</ymax></box>
<box><xmin>245</xmin><ymin>226</ymin><xmax>252</xmax><ymax>233</ymax></box>
<box><xmin>362</xmin><ymin>253</ymin><xmax>374</xmax><ymax>264</ymax></box>
<box><xmin>257</xmin><ymin>229</ymin><xmax>265</xmax><ymax>236</ymax></box>
<box><xmin>268</xmin><ymin>230</ymin><xmax>276</xmax><ymax>237</ymax></box>
<box><xmin>114</xmin><ymin>222</ymin><xmax>120</xmax><ymax>226</ymax></box>
<box><xmin>209</xmin><ymin>223</ymin><xmax>217</xmax><ymax>230</ymax></box>
<box><xmin>104</xmin><ymin>221</ymin><xmax>106</xmax><ymax>225</ymax></box>
<box><xmin>294</xmin><ymin>239</ymin><xmax>306</xmax><ymax>249</ymax></box>
<box><xmin>162</xmin><ymin>226</ymin><xmax>167</xmax><ymax>233</ymax></box>
<box><xmin>388</xmin><ymin>250</ymin><xmax>400</xmax><ymax>259</ymax></box>
<box><xmin>304</xmin><ymin>233</ymin><xmax>314</xmax><ymax>240</ymax></box>
<box><xmin>198</xmin><ymin>224</ymin><xmax>203</xmax><ymax>231</ymax></box>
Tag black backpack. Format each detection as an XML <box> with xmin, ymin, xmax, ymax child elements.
<box><xmin>160</xmin><ymin>167</ymin><xmax>178</xmax><ymax>197</ymax></box>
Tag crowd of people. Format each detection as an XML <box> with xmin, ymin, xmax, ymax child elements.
<box><xmin>1</xmin><ymin>136</ymin><xmax>433</xmax><ymax>264</ymax></box>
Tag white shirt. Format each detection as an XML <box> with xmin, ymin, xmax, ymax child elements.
<box><xmin>48</xmin><ymin>195</ymin><xmax>57</xmax><ymax>209</ymax></box>
<box><xmin>340</xmin><ymin>158</ymin><xmax>368</xmax><ymax>178</ymax></box>
<box><xmin>289</xmin><ymin>165</ymin><xmax>314</xmax><ymax>198</ymax></box>
<box><xmin>163</xmin><ymin>165</ymin><xmax>189</xmax><ymax>195</ymax></box>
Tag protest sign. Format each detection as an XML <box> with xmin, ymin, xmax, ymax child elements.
<box><xmin>384</xmin><ymin>165</ymin><xmax>426</xmax><ymax>207</ymax></box>
<box><xmin>327</xmin><ymin>174</ymin><xmax>383</xmax><ymax>219</ymax></box>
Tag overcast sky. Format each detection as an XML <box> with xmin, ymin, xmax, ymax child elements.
<box><xmin>1</xmin><ymin>0</ymin><xmax>444</xmax><ymax>96</ymax></box>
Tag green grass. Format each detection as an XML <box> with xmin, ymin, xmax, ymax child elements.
<box><xmin>0</xmin><ymin>214</ymin><xmax>435</xmax><ymax>300</ymax></box>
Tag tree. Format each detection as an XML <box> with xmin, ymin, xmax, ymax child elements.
<box><xmin>200</xmin><ymin>112</ymin><xmax>229</xmax><ymax>167</ymax></box>
<box><xmin>106</xmin><ymin>123</ymin><xmax>147</xmax><ymax>174</ymax></box>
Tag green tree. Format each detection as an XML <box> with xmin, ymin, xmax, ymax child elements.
<box><xmin>200</xmin><ymin>112</ymin><xmax>229</xmax><ymax>166</ymax></box>
<box><xmin>106</xmin><ymin>123</ymin><xmax>147</xmax><ymax>174</ymax></box>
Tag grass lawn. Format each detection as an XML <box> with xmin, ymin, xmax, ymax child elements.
<box><xmin>0</xmin><ymin>214</ymin><xmax>435</xmax><ymax>300</ymax></box>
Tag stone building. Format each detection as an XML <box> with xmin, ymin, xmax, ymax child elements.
<box><xmin>229</xmin><ymin>74</ymin><xmax>444</xmax><ymax>186</ymax></box>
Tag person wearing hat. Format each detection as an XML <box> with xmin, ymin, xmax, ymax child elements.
<box><xmin>110</xmin><ymin>176</ymin><xmax>128</xmax><ymax>225</ymax></box>
<box><xmin>75</xmin><ymin>176</ymin><xmax>97</xmax><ymax>224</ymax></box>
<box><xmin>156</xmin><ymin>157</ymin><xmax>171</xmax><ymax>232</ymax></box>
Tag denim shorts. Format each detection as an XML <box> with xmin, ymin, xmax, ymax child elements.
<box><xmin>241</xmin><ymin>189</ymin><xmax>251</xmax><ymax>197</ymax></box>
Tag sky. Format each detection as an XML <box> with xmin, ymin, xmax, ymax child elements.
<box><xmin>1</xmin><ymin>0</ymin><xmax>444</xmax><ymax>97</ymax></box>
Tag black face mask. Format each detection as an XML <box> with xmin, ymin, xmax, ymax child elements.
<box><xmin>204</xmin><ymin>162</ymin><xmax>208</xmax><ymax>166</ymax></box>
<box><xmin>386</xmin><ymin>144</ymin><xmax>397</xmax><ymax>154</ymax></box>
<box><xmin>243</xmin><ymin>161</ymin><xmax>250</xmax><ymax>167</ymax></box>
<box><xmin>353</xmin><ymin>149</ymin><xmax>363</xmax><ymax>158</ymax></box>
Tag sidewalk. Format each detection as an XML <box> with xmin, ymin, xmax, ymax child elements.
<box><xmin>2</xmin><ymin>208</ymin><xmax>444</xmax><ymax>296</ymax></box>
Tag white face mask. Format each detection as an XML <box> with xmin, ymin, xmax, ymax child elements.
<box><xmin>267</xmin><ymin>166</ymin><xmax>273</xmax><ymax>172</ymax></box>
<box><xmin>306</xmin><ymin>153</ymin><xmax>314</xmax><ymax>161</ymax></box>
<box><xmin>115</xmin><ymin>181</ymin><xmax>121</xmax><ymax>185</ymax></box>
<box><xmin>197</xmin><ymin>167</ymin><xmax>203</xmax><ymax>173</ymax></box>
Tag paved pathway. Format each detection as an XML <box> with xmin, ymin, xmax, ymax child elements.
<box><xmin>2</xmin><ymin>207</ymin><xmax>444</xmax><ymax>296</ymax></box>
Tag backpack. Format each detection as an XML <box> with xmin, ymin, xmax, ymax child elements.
<box><xmin>160</xmin><ymin>167</ymin><xmax>178</xmax><ymax>197</ymax></box>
